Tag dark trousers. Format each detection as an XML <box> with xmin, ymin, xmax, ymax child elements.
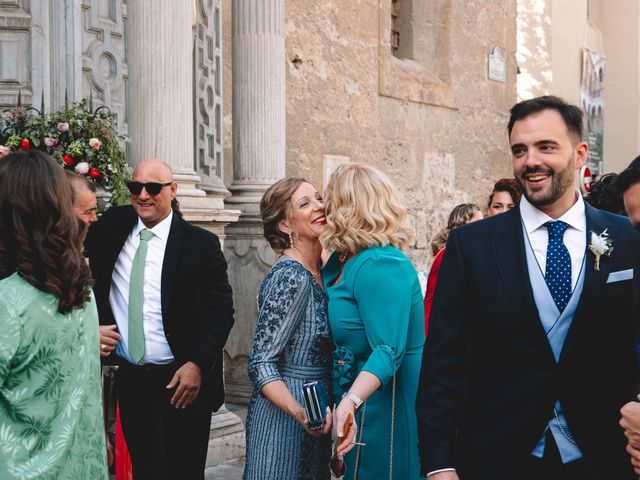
<box><xmin>117</xmin><ymin>362</ymin><xmax>212</xmax><ymax>480</ymax></box>
<box><xmin>520</xmin><ymin>431</ymin><xmax>599</xmax><ymax>480</ymax></box>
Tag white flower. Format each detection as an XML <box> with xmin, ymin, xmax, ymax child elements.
<box><xmin>89</xmin><ymin>137</ymin><xmax>101</xmax><ymax>150</ymax></box>
<box><xmin>75</xmin><ymin>161</ymin><xmax>89</xmax><ymax>175</ymax></box>
<box><xmin>57</xmin><ymin>122</ymin><xmax>70</xmax><ymax>132</ymax></box>
<box><xmin>588</xmin><ymin>229</ymin><xmax>613</xmax><ymax>271</ymax></box>
<box><xmin>0</xmin><ymin>145</ymin><xmax>9</xmax><ymax>158</ymax></box>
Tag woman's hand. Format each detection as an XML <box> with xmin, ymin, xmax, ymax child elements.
<box><xmin>291</xmin><ymin>403</ymin><xmax>332</xmax><ymax>437</ymax></box>
<box><xmin>334</xmin><ymin>397</ymin><xmax>358</xmax><ymax>457</ymax></box>
<box><xmin>304</xmin><ymin>407</ymin><xmax>332</xmax><ymax>437</ymax></box>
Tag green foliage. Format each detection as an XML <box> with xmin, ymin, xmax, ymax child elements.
<box><xmin>0</xmin><ymin>99</ymin><xmax>130</xmax><ymax>210</ymax></box>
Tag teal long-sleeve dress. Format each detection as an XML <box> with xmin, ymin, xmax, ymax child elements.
<box><xmin>323</xmin><ymin>245</ymin><xmax>425</xmax><ymax>480</ymax></box>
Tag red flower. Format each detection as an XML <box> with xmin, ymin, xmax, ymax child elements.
<box><xmin>63</xmin><ymin>155</ymin><xmax>74</xmax><ymax>166</ymax></box>
<box><xmin>89</xmin><ymin>168</ymin><xmax>100</xmax><ymax>178</ymax></box>
<box><xmin>20</xmin><ymin>138</ymin><xmax>30</xmax><ymax>150</ymax></box>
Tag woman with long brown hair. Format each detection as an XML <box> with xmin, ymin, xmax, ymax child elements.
<box><xmin>0</xmin><ymin>151</ymin><xmax>108</xmax><ymax>479</ymax></box>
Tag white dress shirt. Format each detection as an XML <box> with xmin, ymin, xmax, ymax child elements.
<box><xmin>109</xmin><ymin>211</ymin><xmax>175</xmax><ymax>364</ymax></box>
<box><xmin>426</xmin><ymin>192</ymin><xmax>586</xmax><ymax>478</ymax></box>
<box><xmin>520</xmin><ymin>190</ymin><xmax>586</xmax><ymax>287</ymax></box>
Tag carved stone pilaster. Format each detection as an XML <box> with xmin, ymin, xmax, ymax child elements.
<box><xmin>193</xmin><ymin>0</ymin><xmax>227</xmax><ymax>199</ymax></box>
<box><xmin>223</xmin><ymin>238</ymin><xmax>275</xmax><ymax>403</ymax></box>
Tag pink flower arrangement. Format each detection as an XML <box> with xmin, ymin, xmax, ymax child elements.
<box><xmin>0</xmin><ymin>99</ymin><xmax>130</xmax><ymax>208</ymax></box>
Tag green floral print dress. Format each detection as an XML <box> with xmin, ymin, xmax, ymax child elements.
<box><xmin>0</xmin><ymin>273</ymin><xmax>108</xmax><ymax>480</ymax></box>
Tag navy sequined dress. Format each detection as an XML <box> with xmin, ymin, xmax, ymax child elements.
<box><xmin>243</xmin><ymin>256</ymin><xmax>333</xmax><ymax>480</ymax></box>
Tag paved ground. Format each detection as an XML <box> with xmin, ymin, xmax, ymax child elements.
<box><xmin>205</xmin><ymin>457</ymin><xmax>244</xmax><ymax>480</ymax></box>
<box><xmin>204</xmin><ymin>403</ymin><xmax>246</xmax><ymax>479</ymax></box>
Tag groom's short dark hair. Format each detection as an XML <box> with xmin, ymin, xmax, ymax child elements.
<box><xmin>507</xmin><ymin>95</ymin><xmax>584</xmax><ymax>144</ymax></box>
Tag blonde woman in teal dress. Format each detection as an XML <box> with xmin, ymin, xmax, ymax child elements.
<box><xmin>0</xmin><ymin>152</ymin><xmax>108</xmax><ymax>479</ymax></box>
<box><xmin>322</xmin><ymin>163</ymin><xmax>425</xmax><ymax>480</ymax></box>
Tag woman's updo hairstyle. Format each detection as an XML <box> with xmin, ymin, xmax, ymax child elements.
<box><xmin>260</xmin><ymin>177</ymin><xmax>307</xmax><ymax>252</ymax></box>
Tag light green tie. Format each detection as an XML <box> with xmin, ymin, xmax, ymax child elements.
<box><xmin>128</xmin><ymin>228</ymin><xmax>154</xmax><ymax>363</ymax></box>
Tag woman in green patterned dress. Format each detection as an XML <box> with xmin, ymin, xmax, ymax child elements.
<box><xmin>0</xmin><ymin>151</ymin><xmax>108</xmax><ymax>479</ymax></box>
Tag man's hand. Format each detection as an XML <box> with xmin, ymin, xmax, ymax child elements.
<box><xmin>166</xmin><ymin>361</ymin><xmax>202</xmax><ymax>409</ymax></box>
<box><xmin>99</xmin><ymin>325</ymin><xmax>121</xmax><ymax>357</ymax></box>
<box><xmin>620</xmin><ymin>399</ymin><xmax>640</xmax><ymax>449</ymax></box>
<box><xmin>625</xmin><ymin>443</ymin><xmax>640</xmax><ymax>475</ymax></box>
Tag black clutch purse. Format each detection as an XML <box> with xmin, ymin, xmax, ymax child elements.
<box><xmin>302</xmin><ymin>381</ymin><xmax>329</xmax><ymax>430</ymax></box>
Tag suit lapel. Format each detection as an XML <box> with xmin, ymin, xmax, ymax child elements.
<box><xmin>161</xmin><ymin>213</ymin><xmax>184</xmax><ymax>316</ymax></box>
<box><xmin>490</xmin><ymin>207</ymin><xmax>555</xmax><ymax>358</ymax></box>
<box><xmin>560</xmin><ymin>204</ymin><xmax>618</xmax><ymax>361</ymax></box>
<box><xmin>106</xmin><ymin>207</ymin><xmax>138</xmax><ymax>278</ymax></box>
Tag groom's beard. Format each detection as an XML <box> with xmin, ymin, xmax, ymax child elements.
<box><xmin>516</xmin><ymin>153</ymin><xmax>576</xmax><ymax>207</ymax></box>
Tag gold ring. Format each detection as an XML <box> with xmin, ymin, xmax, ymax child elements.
<box><xmin>100</xmin><ymin>344</ymin><xmax>106</xmax><ymax>350</ymax></box>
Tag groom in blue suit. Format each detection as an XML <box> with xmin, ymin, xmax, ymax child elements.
<box><xmin>416</xmin><ymin>96</ymin><xmax>640</xmax><ymax>480</ymax></box>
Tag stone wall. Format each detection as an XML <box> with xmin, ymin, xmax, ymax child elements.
<box><xmin>224</xmin><ymin>0</ymin><xmax>517</xmax><ymax>269</ymax></box>
<box><xmin>282</xmin><ymin>0</ymin><xmax>516</xmax><ymax>268</ymax></box>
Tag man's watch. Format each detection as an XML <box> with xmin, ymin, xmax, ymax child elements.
<box><xmin>345</xmin><ymin>391</ymin><xmax>364</xmax><ymax>410</ymax></box>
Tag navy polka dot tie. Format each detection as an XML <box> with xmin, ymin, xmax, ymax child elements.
<box><xmin>544</xmin><ymin>220</ymin><xmax>572</xmax><ymax>313</ymax></box>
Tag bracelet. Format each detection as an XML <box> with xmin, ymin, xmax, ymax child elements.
<box><xmin>345</xmin><ymin>391</ymin><xmax>364</xmax><ymax>410</ymax></box>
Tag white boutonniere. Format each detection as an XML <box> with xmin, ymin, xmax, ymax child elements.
<box><xmin>588</xmin><ymin>229</ymin><xmax>613</xmax><ymax>271</ymax></box>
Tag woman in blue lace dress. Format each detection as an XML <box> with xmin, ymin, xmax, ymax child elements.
<box><xmin>243</xmin><ymin>177</ymin><xmax>333</xmax><ymax>480</ymax></box>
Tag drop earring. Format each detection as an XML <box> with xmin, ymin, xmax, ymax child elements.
<box><xmin>288</xmin><ymin>232</ymin><xmax>294</xmax><ymax>248</ymax></box>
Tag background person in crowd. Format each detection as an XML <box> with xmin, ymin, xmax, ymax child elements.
<box><xmin>0</xmin><ymin>151</ymin><xmax>108</xmax><ymax>479</ymax></box>
<box><xmin>487</xmin><ymin>177</ymin><xmax>522</xmax><ymax>216</ymax></box>
<box><xmin>85</xmin><ymin>158</ymin><xmax>234</xmax><ymax>480</ymax></box>
<box><xmin>66</xmin><ymin>169</ymin><xmax>121</xmax><ymax>473</ymax></box>
<box><xmin>616</xmin><ymin>154</ymin><xmax>640</xmax><ymax>473</ymax></box>
<box><xmin>424</xmin><ymin>203</ymin><xmax>483</xmax><ymax>333</ymax></box>
<box><xmin>323</xmin><ymin>163</ymin><xmax>424</xmax><ymax>479</ymax></box>
<box><xmin>616</xmin><ymin>155</ymin><xmax>640</xmax><ymax>228</ymax></box>
<box><xmin>243</xmin><ymin>177</ymin><xmax>333</xmax><ymax>480</ymax></box>
<box><xmin>65</xmin><ymin>169</ymin><xmax>98</xmax><ymax>225</ymax></box>
<box><xmin>417</xmin><ymin>95</ymin><xmax>640</xmax><ymax>480</ymax></box>
<box><xmin>584</xmin><ymin>172</ymin><xmax>626</xmax><ymax>215</ymax></box>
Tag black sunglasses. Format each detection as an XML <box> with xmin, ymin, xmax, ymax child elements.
<box><xmin>127</xmin><ymin>181</ymin><xmax>173</xmax><ymax>196</ymax></box>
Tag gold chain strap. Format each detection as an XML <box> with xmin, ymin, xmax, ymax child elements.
<box><xmin>352</xmin><ymin>355</ymin><xmax>397</xmax><ymax>480</ymax></box>
<box><xmin>352</xmin><ymin>402</ymin><xmax>366</xmax><ymax>480</ymax></box>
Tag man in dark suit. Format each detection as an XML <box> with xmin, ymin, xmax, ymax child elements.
<box><xmin>86</xmin><ymin>159</ymin><xmax>234</xmax><ymax>480</ymax></box>
<box><xmin>416</xmin><ymin>96</ymin><xmax>640</xmax><ymax>480</ymax></box>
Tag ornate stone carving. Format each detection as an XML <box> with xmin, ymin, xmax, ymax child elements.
<box><xmin>223</xmin><ymin>236</ymin><xmax>276</xmax><ymax>404</ymax></box>
<box><xmin>194</xmin><ymin>0</ymin><xmax>226</xmax><ymax>196</ymax></box>
<box><xmin>80</xmin><ymin>0</ymin><xmax>128</xmax><ymax>134</ymax></box>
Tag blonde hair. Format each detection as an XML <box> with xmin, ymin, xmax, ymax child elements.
<box><xmin>431</xmin><ymin>203</ymin><xmax>481</xmax><ymax>255</ymax></box>
<box><xmin>320</xmin><ymin>163</ymin><xmax>414</xmax><ymax>253</ymax></box>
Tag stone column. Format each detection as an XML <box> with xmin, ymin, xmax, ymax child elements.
<box><xmin>224</xmin><ymin>0</ymin><xmax>285</xmax><ymax>404</ymax></box>
<box><xmin>126</xmin><ymin>2</ymin><xmax>242</xmax><ymax>464</ymax></box>
<box><xmin>126</xmin><ymin>1</ymin><xmax>213</xmax><ymax>211</ymax></box>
